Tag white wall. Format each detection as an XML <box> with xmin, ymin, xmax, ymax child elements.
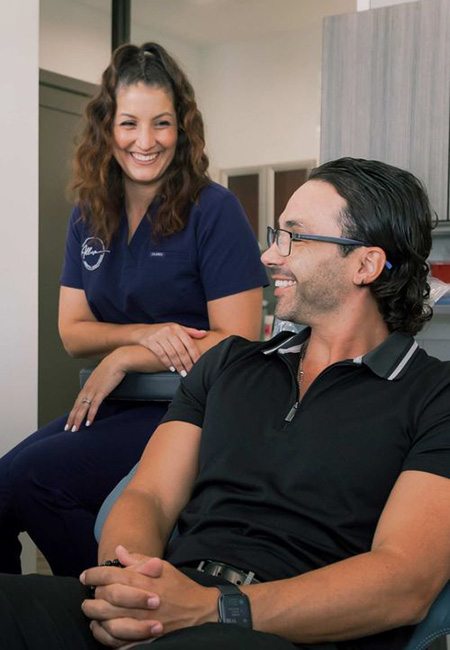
<box><xmin>40</xmin><ymin>0</ymin><xmax>111</xmax><ymax>84</ymax></box>
<box><xmin>0</xmin><ymin>2</ymin><xmax>39</xmax><ymax>457</ymax></box>
<box><xmin>199</xmin><ymin>29</ymin><xmax>325</xmax><ymax>176</ymax></box>
<box><xmin>1</xmin><ymin>0</ymin><xmax>39</xmax><ymax>574</ymax></box>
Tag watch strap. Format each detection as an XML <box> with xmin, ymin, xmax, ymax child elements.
<box><xmin>216</xmin><ymin>583</ymin><xmax>242</xmax><ymax>596</ymax></box>
<box><xmin>99</xmin><ymin>558</ymin><xmax>125</xmax><ymax>568</ymax></box>
<box><xmin>216</xmin><ymin>583</ymin><xmax>253</xmax><ymax>628</ymax></box>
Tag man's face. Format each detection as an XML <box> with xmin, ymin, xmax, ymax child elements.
<box><xmin>261</xmin><ymin>179</ymin><xmax>356</xmax><ymax>325</ymax></box>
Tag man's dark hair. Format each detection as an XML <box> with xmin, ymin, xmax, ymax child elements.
<box><xmin>309</xmin><ymin>157</ymin><xmax>433</xmax><ymax>334</ymax></box>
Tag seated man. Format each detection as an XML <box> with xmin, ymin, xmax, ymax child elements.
<box><xmin>2</xmin><ymin>157</ymin><xmax>450</xmax><ymax>650</ymax></box>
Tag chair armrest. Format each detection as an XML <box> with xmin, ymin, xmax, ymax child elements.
<box><xmin>79</xmin><ymin>369</ymin><xmax>180</xmax><ymax>402</ymax></box>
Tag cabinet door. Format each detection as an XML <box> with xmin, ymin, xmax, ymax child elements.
<box><xmin>320</xmin><ymin>0</ymin><xmax>450</xmax><ymax>223</ymax></box>
<box><xmin>39</xmin><ymin>70</ymin><xmax>97</xmax><ymax>425</ymax></box>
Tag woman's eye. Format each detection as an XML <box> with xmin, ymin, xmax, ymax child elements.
<box><xmin>155</xmin><ymin>120</ymin><xmax>171</xmax><ymax>128</ymax></box>
<box><xmin>119</xmin><ymin>120</ymin><xmax>136</xmax><ymax>127</ymax></box>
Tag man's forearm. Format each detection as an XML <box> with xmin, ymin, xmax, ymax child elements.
<box><xmin>98</xmin><ymin>489</ymin><xmax>170</xmax><ymax>564</ymax></box>
<box><xmin>243</xmin><ymin>548</ymin><xmax>439</xmax><ymax>644</ymax></box>
<box><xmin>98</xmin><ymin>420</ymin><xmax>201</xmax><ymax>568</ymax></box>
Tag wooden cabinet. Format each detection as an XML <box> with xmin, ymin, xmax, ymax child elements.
<box><xmin>320</xmin><ymin>0</ymin><xmax>450</xmax><ymax>223</ymax></box>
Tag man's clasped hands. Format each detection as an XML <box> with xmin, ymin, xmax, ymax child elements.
<box><xmin>81</xmin><ymin>545</ymin><xmax>216</xmax><ymax>648</ymax></box>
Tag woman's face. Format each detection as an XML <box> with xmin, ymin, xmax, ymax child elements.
<box><xmin>112</xmin><ymin>82</ymin><xmax>178</xmax><ymax>189</ymax></box>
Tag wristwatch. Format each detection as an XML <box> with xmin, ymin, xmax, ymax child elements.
<box><xmin>216</xmin><ymin>583</ymin><xmax>253</xmax><ymax>628</ymax></box>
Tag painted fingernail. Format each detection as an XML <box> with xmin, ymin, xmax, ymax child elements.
<box><xmin>71</xmin><ymin>425</ymin><xmax>77</xmax><ymax>432</ymax></box>
<box><xmin>64</xmin><ymin>424</ymin><xmax>69</xmax><ymax>431</ymax></box>
<box><xmin>151</xmin><ymin>623</ymin><xmax>163</xmax><ymax>634</ymax></box>
<box><xmin>169</xmin><ymin>366</ymin><xmax>176</xmax><ymax>373</ymax></box>
<box><xmin>85</xmin><ymin>420</ymin><xmax>91</xmax><ymax>427</ymax></box>
<box><xmin>180</xmin><ymin>370</ymin><xmax>187</xmax><ymax>378</ymax></box>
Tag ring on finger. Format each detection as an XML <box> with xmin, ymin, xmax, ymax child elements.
<box><xmin>82</xmin><ymin>398</ymin><xmax>92</xmax><ymax>405</ymax></box>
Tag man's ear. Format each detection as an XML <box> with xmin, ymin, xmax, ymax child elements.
<box><xmin>353</xmin><ymin>248</ymin><xmax>387</xmax><ymax>286</ymax></box>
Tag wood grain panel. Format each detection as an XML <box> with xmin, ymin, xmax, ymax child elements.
<box><xmin>321</xmin><ymin>0</ymin><xmax>450</xmax><ymax>222</ymax></box>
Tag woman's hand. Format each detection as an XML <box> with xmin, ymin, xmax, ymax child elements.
<box><xmin>137</xmin><ymin>324</ymin><xmax>207</xmax><ymax>376</ymax></box>
<box><xmin>65</xmin><ymin>350</ymin><xmax>127</xmax><ymax>432</ymax></box>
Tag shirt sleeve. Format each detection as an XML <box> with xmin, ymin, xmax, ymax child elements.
<box><xmin>161</xmin><ymin>351</ymin><xmax>214</xmax><ymax>428</ymax></box>
<box><xmin>195</xmin><ymin>187</ymin><xmax>268</xmax><ymax>301</ymax></box>
<box><xmin>161</xmin><ymin>335</ymin><xmax>248</xmax><ymax>427</ymax></box>
<box><xmin>402</xmin><ymin>374</ymin><xmax>450</xmax><ymax>479</ymax></box>
<box><xmin>60</xmin><ymin>206</ymin><xmax>84</xmax><ymax>289</ymax></box>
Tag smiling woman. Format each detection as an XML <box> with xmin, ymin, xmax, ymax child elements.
<box><xmin>112</xmin><ymin>83</ymin><xmax>178</xmax><ymax>207</ymax></box>
<box><xmin>0</xmin><ymin>42</ymin><xmax>267</xmax><ymax>578</ymax></box>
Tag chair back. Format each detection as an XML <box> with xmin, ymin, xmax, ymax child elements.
<box><xmin>404</xmin><ymin>582</ymin><xmax>450</xmax><ymax>650</ymax></box>
<box><xmin>88</xmin><ymin>369</ymin><xmax>180</xmax><ymax>540</ymax></box>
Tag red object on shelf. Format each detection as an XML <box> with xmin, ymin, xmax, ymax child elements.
<box><xmin>430</xmin><ymin>262</ymin><xmax>450</xmax><ymax>283</ymax></box>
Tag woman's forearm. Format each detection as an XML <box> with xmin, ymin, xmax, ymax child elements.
<box><xmin>59</xmin><ymin>321</ymin><xmax>167</xmax><ymax>358</ymax></box>
<box><xmin>59</xmin><ymin>287</ymin><xmax>263</xmax><ymax>359</ymax></box>
<box><xmin>60</xmin><ymin>321</ymin><xmax>232</xmax><ymax>360</ymax></box>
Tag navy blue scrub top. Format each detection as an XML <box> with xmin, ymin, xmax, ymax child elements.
<box><xmin>60</xmin><ymin>182</ymin><xmax>268</xmax><ymax>329</ymax></box>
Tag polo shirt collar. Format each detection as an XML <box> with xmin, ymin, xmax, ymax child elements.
<box><xmin>262</xmin><ymin>328</ymin><xmax>310</xmax><ymax>355</ymax></box>
<box><xmin>262</xmin><ymin>328</ymin><xmax>419</xmax><ymax>381</ymax></box>
<box><xmin>359</xmin><ymin>331</ymin><xmax>419</xmax><ymax>380</ymax></box>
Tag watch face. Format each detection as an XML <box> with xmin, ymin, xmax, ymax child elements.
<box><xmin>219</xmin><ymin>593</ymin><xmax>252</xmax><ymax>627</ymax></box>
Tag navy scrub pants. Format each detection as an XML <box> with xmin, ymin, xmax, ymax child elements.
<box><xmin>0</xmin><ymin>571</ymin><xmax>339</xmax><ymax>650</ymax></box>
<box><xmin>0</xmin><ymin>400</ymin><xmax>168</xmax><ymax>576</ymax></box>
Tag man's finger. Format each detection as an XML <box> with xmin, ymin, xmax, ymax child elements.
<box><xmin>82</xmin><ymin>590</ymin><xmax>159</xmax><ymax>619</ymax></box>
<box><xmin>94</xmin><ymin>616</ymin><xmax>163</xmax><ymax>643</ymax></box>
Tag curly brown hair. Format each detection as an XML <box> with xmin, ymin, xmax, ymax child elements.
<box><xmin>71</xmin><ymin>42</ymin><xmax>209</xmax><ymax>242</ymax></box>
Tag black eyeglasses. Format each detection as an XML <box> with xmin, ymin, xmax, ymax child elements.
<box><xmin>266</xmin><ymin>226</ymin><xmax>393</xmax><ymax>270</ymax></box>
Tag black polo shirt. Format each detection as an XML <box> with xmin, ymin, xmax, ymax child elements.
<box><xmin>162</xmin><ymin>330</ymin><xmax>450</xmax><ymax>646</ymax></box>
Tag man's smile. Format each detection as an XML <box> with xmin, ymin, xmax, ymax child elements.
<box><xmin>274</xmin><ymin>279</ymin><xmax>296</xmax><ymax>288</ymax></box>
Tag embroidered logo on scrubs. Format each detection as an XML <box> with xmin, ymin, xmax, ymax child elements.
<box><xmin>81</xmin><ymin>237</ymin><xmax>111</xmax><ymax>271</ymax></box>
